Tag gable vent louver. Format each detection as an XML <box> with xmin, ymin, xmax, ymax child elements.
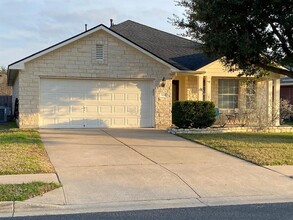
<box><xmin>96</xmin><ymin>44</ymin><xmax>104</xmax><ymax>60</ymax></box>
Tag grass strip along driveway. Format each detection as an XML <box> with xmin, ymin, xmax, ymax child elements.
<box><xmin>0</xmin><ymin>122</ymin><xmax>54</xmax><ymax>175</ymax></box>
<box><xmin>0</xmin><ymin>122</ymin><xmax>59</xmax><ymax>201</ymax></box>
<box><xmin>179</xmin><ymin>132</ymin><xmax>293</xmax><ymax>166</ymax></box>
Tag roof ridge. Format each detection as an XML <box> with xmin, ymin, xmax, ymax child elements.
<box><xmin>113</xmin><ymin>20</ymin><xmax>201</xmax><ymax>46</ymax></box>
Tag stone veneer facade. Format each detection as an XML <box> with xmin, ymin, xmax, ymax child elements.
<box><xmin>12</xmin><ymin>30</ymin><xmax>173</xmax><ymax>128</ymax></box>
<box><xmin>169</xmin><ymin>126</ymin><xmax>293</xmax><ymax>134</ymax></box>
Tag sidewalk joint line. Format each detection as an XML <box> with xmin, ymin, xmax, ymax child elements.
<box><xmin>54</xmin><ymin>172</ymin><xmax>68</xmax><ymax>205</ymax></box>
<box><xmin>196</xmin><ymin>198</ymin><xmax>210</xmax><ymax>207</ymax></box>
<box><xmin>261</xmin><ymin>166</ymin><xmax>293</xmax><ymax>179</ymax></box>
<box><xmin>101</xmin><ymin>129</ymin><xmax>202</xmax><ymax>198</ymax></box>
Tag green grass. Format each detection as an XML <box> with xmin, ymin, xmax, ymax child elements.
<box><xmin>179</xmin><ymin>132</ymin><xmax>293</xmax><ymax>166</ymax></box>
<box><xmin>0</xmin><ymin>182</ymin><xmax>60</xmax><ymax>201</ymax></box>
<box><xmin>0</xmin><ymin>121</ymin><xmax>18</xmax><ymax>129</ymax></box>
<box><xmin>0</xmin><ymin>122</ymin><xmax>55</xmax><ymax>175</ymax></box>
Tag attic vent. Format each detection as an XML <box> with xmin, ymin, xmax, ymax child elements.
<box><xmin>96</xmin><ymin>44</ymin><xmax>104</xmax><ymax>60</ymax></box>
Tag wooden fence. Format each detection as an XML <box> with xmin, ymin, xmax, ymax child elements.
<box><xmin>0</xmin><ymin>96</ymin><xmax>12</xmax><ymax>108</ymax></box>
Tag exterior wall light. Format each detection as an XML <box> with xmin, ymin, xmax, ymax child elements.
<box><xmin>160</xmin><ymin>77</ymin><xmax>166</xmax><ymax>87</ymax></box>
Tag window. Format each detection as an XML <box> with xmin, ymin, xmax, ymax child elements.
<box><xmin>96</xmin><ymin>44</ymin><xmax>104</xmax><ymax>60</ymax></box>
<box><xmin>218</xmin><ymin>79</ymin><xmax>239</xmax><ymax>109</ymax></box>
<box><xmin>246</xmin><ymin>80</ymin><xmax>256</xmax><ymax>109</ymax></box>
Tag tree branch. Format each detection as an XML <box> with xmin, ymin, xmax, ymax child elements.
<box><xmin>254</xmin><ymin>62</ymin><xmax>293</xmax><ymax>78</ymax></box>
<box><xmin>269</xmin><ymin>22</ymin><xmax>293</xmax><ymax>56</ymax></box>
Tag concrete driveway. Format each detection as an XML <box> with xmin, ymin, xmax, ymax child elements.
<box><xmin>30</xmin><ymin>129</ymin><xmax>293</xmax><ymax>208</ymax></box>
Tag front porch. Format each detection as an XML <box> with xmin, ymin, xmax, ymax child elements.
<box><xmin>172</xmin><ymin>71</ymin><xmax>281</xmax><ymax>127</ymax></box>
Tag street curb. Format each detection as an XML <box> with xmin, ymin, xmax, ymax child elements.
<box><xmin>1</xmin><ymin>195</ymin><xmax>293</xmax><ymax>218</ymax></box>
<box><xmin>0</xmin><ymin>202</ymin><xmax>13</xmax><ymax>218</ymax></box>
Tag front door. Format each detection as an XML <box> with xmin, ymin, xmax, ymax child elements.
<box><xmin>172</xmin><ymin>80</ymin><xmax>179</xmax><ymax>103</ymax></box>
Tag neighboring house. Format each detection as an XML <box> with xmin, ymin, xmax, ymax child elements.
<box><xmin>8</xmin><ymin>20</ymin><xmax>281</xmax><ymax>128</ymax></box>
<box><xmin>0</xmin><ymin>72</ymin><xmax>12</xmax><ymax>108</ymax></box>
<box><xmin>280</xmin><ymin>77</ymin><xmax>293</xmax><ymax>104</ymax></box>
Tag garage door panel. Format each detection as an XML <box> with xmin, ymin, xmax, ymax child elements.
<box><xmin>41</xmin><ymin>118</ymin><xmax>55</xmax><ymax>128</ymax></box>
<box><xmin>40</xmin><ymin>79</ymin><xmax>154</xmax><ymax>128</ymax></box>
<box><xmin>112</xmin><ymin>81</ymin><xmax>126</xmax><ymax>89</ymax></box>
<box><xmin>126</xmin><ymin>93</ymin><xmax>139</xmax><ymax>101</ymax></box>
<box><xmin>127</xmin><ymin>118</ymin><xmax>139</xmax><ymax>127</ymax></box>
<box><xmin>98</xmin><ymin>81</ymin><xmax>113</xmax><ymax>90</ymax></box>
<box><xmin>85</xmin><ymin>93</ymin><xmax>97</xmax><ymax>101</ymax></box>
<box><xmin>85</xmin><ymin>106</ymin><xmax>98</xmax><ymax>114</ymax></box>
<box><xmin>41</xmin><ymin>107</ymin><xmax>55</xmax><ymax>116</ymax></box>
<box><xmin>126</xmin><ymin>106</ymin><xmax>138</xmax><ymax>115</ymax></box>
<box><xmin>71</xmin><ymin>118</ymin><xmax>84</xmax><ymax>126</ymax></box>
<box><xmin>41</xmin><ymin>93</ymin><xmax>56</xmax><ymax>103</ymax></box>
<box><xmin>99</xmin><ymin>93</ymin><xmax>112</xmax><ymax>101</ymax></box>
<box><xmin>58</xmin><ymin>118</ymin><xmax>71</xmax><ymax>127</ymax></box>
<box><xmin>84</xmin><ymin>83</ymin><xmax>98</xmax><ymax>92</ymax></box>
<box><xmin>41</xmin><ymin>80</ymin><xmax>59</xmax><ymax>92</ymax></box>
<box><xmin>71</xmin><ymin>105</ymin><xmax>84</xmax><ymax>114</ymax></box>
<box><xmin>113</xmin><ymin>106</ymin><xmax>125</xmax><ymax>114</ymax></box>
<box><xmin>56</xmin><ymin>106</ymin><xmax>70</xmax><ymax>115</ymax></box>
<box><xmin>84</xmin><ymin>118</ymin><xmax>99</xmax><ymax>127</ymax></box>
<box><xmin>113</xmin><ymin>118</ymin><xmax>125</xmax><ymax>127</ymax></box>
<box><xmin>56</xmin><ymin>93</ymin><xmax>71</xmax><ymax>102</ymax></box>
<box><xmin>100</xmin><ymin>118</ymin><xmax>111</xmax><ymax>127</ymax></box>
<box><xmin>99</xmin><ymin>106</ymin><xmax>112</xmax><ymax>114</ymax></box>
<box><xmin>71</xmin><ymin>93</ymin><xmax>84</xmax><ymax>101</ymax></box>
<box><xmin>114</xmin><ymin>93</ymin><xmax>125</xmax><ymax>101</ymax></box>
<box><xmin>127</xmin><ymin>82</ymin><xmax>139</xmax><ymax>89</ymax></box>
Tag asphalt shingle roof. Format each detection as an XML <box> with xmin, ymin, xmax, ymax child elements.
<box><xmin>111</xmin><ymin>20</ymin><xmax>214</xmax><ymax>71</ymax></box>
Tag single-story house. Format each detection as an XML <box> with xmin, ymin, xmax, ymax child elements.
<box><xmin>281</xmin><ymin>77</ymin><xmax>293</xmax><ymax>104</ymax></box>
<box><xmin>8</xmin><ymin>20</ymin><xmax>281</xmax><ymax>128</ymax></box>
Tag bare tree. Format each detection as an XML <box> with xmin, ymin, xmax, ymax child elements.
<box><xmin>0</xmin><ymin>66</ymin><xmax>6</xmax><ymax>75</ymax></box>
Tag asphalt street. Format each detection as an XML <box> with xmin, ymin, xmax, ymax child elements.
<box><xmin>2</xmin><ymin>202</ymin><xmax>293</xmax><ymax>220</ymax></box>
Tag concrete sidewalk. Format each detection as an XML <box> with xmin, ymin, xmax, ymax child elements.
<box><xmin>0</xmin><ymin>173</ymin><xmax>59</xmax><ymax>185</ymax></box>
<box><xmin>1</xmin><ymin>128</ymin><xmax>293</xmax><ymax>217</ymax></box>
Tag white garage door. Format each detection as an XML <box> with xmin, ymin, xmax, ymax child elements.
<box><xmin>40</xmin><ymin>79</ymin><xmax>154</xmax><ymax>128</ymax></box>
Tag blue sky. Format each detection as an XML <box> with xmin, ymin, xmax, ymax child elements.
<box><xmin>0</xmin><ymin>0</ymin><xmax>185</xmax><ymax>67</ymax></box>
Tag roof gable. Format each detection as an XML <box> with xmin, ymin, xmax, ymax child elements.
<box><xmin>8</xmin><ymin>24</ymin><xmax>178</xmax><ymax>71</ymax></box>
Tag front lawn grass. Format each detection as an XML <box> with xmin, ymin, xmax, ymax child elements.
<box><xmin>0</xmin><ymin>182</ymin><xmax>60</xmax><ymax>201</ymax></box>
<box><xmin>0</xmin><ymin>122</ymin><xmax>55</xmax><ymax>175</ymax></box>
<box><xmin>179</xmin><ymin>132</ymin><xmax>293</xmax><ymax>166</ymax></box>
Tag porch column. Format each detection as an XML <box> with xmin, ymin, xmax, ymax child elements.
<box><xmin>205</xmin><ymin>76</ymin><xmax>212</xmax><ymax>101</ymax></box>
<box><xmin>273</xmin><ymin>79</ymin><xmax>280</xmax><ymax>126</ymax></box>
<box><xmin>267</xmin><ymin>80</ymin><xmax>273</xmax><ymax>125</ymax></box>
<box><xmin>197</xmin><ymin>75</ymin><xmax>203</xmax><ymax>101</ymax></box>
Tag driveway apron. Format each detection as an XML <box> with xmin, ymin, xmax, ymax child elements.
<box><xmin>36</xmin><ymin>129</ymin><xmax>293</xmax><ymax>206</ymax></box>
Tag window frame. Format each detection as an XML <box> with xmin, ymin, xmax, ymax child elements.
<box><xmin>218</xmin><ymin>79</ymin><xmax>239</xmax><ymax>109</ymax></box>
